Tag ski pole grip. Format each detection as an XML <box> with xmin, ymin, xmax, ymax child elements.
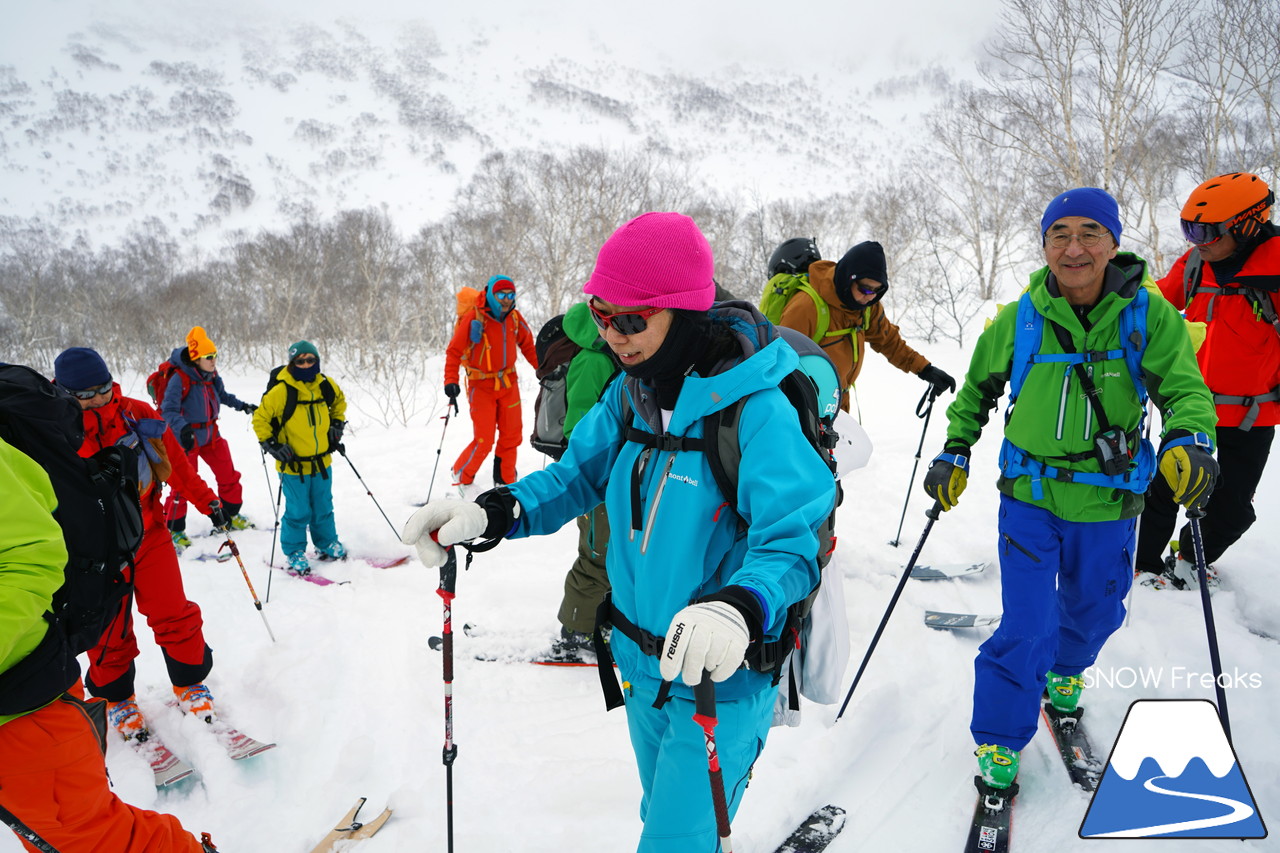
<box><xmin>926</xmin><ymin>499</ymin><xmax>944</xmax><ymax>520</ymax></box>
<box><xmin>693</xmin><ymin>675</ymin><xmax>716</xmax><ymax>720</ymax></box>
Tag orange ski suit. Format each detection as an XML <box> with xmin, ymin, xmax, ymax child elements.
<box><xmin>444</xmin><ymin>290</ymin><xmax>537</xmax><ymax>484</ymax></box>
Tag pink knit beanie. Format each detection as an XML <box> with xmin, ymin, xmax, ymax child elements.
<box><xmin>583</xmin><ymin>212</ymin><xmax>716</xmax><ymax>310</ymax></box>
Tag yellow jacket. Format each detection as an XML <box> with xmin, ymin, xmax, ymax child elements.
<box><xmin>253</xmin><ymin>368</ymin><xmax>348</xmax><ymax>476</ymax></box>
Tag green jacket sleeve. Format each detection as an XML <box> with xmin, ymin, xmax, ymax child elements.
<box><xmin>944</xmin><ymin>303</ymin><xmax>1017</xmax><ymax>450</ymax></box>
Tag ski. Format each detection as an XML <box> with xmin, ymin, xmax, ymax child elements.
<box><xmin>213</xmin><ymin>723</ymin><xmax>277</xmax><ymax>760</ymax></box>
<box><xmin>964</xmin><ymin>778</ymin><xmax>1016</xmax><ymax>853</ymax></box>
<box><xmin>1039</xmin><ymin>699</ymin><xmax>1103</xmax><ymax>792</ymax></box>
<box><xmin>267</xmin><ymin>562</ymin><xmax>347</xmax><ymax>586</ymax></box>
<box><xmin>191</xmin><ymin>552</ymin><xmax>234</xmax><ymax>563</ymax></box>
<box><xmin>910</xmin><ymin>561</ymin><xmax>990</xmax><ymax>580</ymax></box>
<box><xmin>314</xmin><ymin>553</ymin><xmax>411</xmax><ymax>569</ymax></box>
<box><xmin>308</xmin><ymin>797</ymin><xmax>392</xmax><ymax>853</ymax></box>
<box><xmin>773</xmin><ymin>804</ymin><xmax>846</xmax><ymax>852</ymax></box>
<box><xmin>925</xmin><ymin>611</ymin><xmax>1002</xmax><ymax>630</ymax></box>
<box><xmin>426</xmin><ymin>634</ymin><xmax>606</xmax><ymax>667</ymax></box>
<box><xmin>132</xmin><ymin>735</ymin><xmax>196</xmax><ymax>787</ymax></box>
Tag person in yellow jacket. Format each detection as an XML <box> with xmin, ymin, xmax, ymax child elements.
<box><xmin>778</xmin><ymin>240</ymin><xmax>955</xmax><ymax>410</ymax></box>
<box><xmin>253</xmin><ymin>340</ymin><xmax>348</xmax><ymax>575</ymax></box>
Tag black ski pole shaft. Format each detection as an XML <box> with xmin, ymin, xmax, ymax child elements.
<box><xmin>0</xmin><ymin>802</ymin><xmax>59</xmax><ymax>853</ymax></box>
<box><xmin>259</xmin><ymin>445</ymin><xmax>279</xmax><ymax>518</ymax></box>
<box><xmin>1187</xmin><ymin>510</ymin><xmax>1231</xmax><ymax>743</ymax></box>
<box><xmin>217</xmin><ymin>532</ymin><xmax>277</xmax><ymax>643</ymax></box>
<box><xmin>435</xmin><ymin>535</ymin><xmax>460</xmax><ymax>853</ymax></box>
<box><xmin>266</xmin><ymin>473</ymin><xmax>283</xmax><ymax>604</ymax></box>
<box><xmin>837</xmin><ymin>501</ymin><xmax>943</xmax><ymax>721</ymax></box>
<box><xmin>692</xmin><ymin>676</ymin><xmax>734</xmax><ymax>852</ymax></box>
<box><xmin>337</xmin><ymin>447</ymin><xmax>401</xmax><ymax>539</ymax></box>
<box><xmin>425</xmin><ymin>401</ymin><xmax>458</xmax><ymax>505</ymax></box>
<box><xmin>890</xmin><ymin>386</ymin><xmax>939</xmax><ymax>547</ymax></box>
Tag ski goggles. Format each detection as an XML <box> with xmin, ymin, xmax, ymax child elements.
<box><xmin>65</xmin><ymin>381</ymin><xmax>113</xmax><ymax>399</ymax></box>
<box><xmin>493</xmin><ymin>290</ymin><xmax>515</xmax><ymax>301</ymax></box>
<box><xmin>1180</xmin><ymin>218</ymin><xmax>1229</xmax><ymax>246</ymax></box>
<box><xmin>588</xmin><ymin>300</ymin><xmax>665</xmax><ymax>335</ymax></box>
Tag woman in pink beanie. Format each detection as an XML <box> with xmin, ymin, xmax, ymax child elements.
<box><xmin>403</xmin><ymin>211</ymin><xmax>837</xmax><ymax>850</ymax></box>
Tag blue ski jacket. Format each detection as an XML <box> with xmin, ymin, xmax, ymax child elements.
<box><xmin>161</xmin><ymin>347</ymin><xmax>252</xmax><ymax>447</ymax></box>
<box><xmin>507</xmin><ymin>307</ymin><xmax>836</xmax><ymax>703</ymax></box>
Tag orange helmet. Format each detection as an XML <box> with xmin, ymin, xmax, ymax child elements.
<box><xmin>1180</xmin><ymin>172</ymin><xmax>1273</xmax><ymax>244</ymax></box>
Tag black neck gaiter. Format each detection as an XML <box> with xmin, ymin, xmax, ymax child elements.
<box><xmin>622</xmin><ymin>311</ymin><xmax>708</xmax><ymax>410</ymax></box>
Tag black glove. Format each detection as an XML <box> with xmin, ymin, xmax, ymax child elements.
<box><xmin>919</xmin><ymin>364</ymin><xmax>957</xmax><ymax>396</ymax></box>
<box><xmin>444</xmin><ymin>383</ymin><xmax>461</xmax><ymax>404</ymax></box>
<box><xmin>328</xmin><ymin>419</ymin><xmax>345</xmax><ymax>452</ymax></box>
<box><xmin>179</xmin><ymin>424</ymin><xmax>196</xmax><ymax>451</ymax></box>
<box><xmin>240</xmin><ymin>402</ymin><xmax>258</xmax><ymax>414</ymax></box>
<box><xmin>475</xmin><ymin>487</ymin><xmax>521</xmax><ymax>542</ymax></box>
<box><xmin>922</xmin><ymin>444</ymin><xmax>970</xmax><ymax>511</ymax></box>
<box><xmin>1158</xmin><ymin>430</ymin><xmax>1219</xmax><ymax>512</ymax></box>
<box><xmin>261</xmin><ymin>440</ymin><xmax>295</xmax><ymax>463</ymax></box>
<box><xmin>208</xmin><ymin>500</ymin><xmax>232</xmax><ymax>530</ymax></box>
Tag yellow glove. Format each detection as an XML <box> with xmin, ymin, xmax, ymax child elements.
<box><xmin>1158</xmin><ymin>440</ymin><xmax>1218</xmax><ymax>511</ymax></box>
<box><xmin>923</xmin><ymin>450</ymin><xmax>969</xmax><ymax>511</ymax></box>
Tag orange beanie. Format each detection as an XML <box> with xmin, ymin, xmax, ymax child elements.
<box><xmin>186</xmin><ymin>326</ymin><xmax>217</xmax><ymax>360</ymax></box>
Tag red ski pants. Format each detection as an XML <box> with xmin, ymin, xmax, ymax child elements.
<box><xmin>0</xmin><ymin>683</ymin><xmax>204</xmax><ymax>853</ymax></box>
<box><xmin>86</xmin><ymin>525</ymin><xmax>211</xmax><ymax>700</ymax></box>
<box><xmin>164</xmin><ymin>434</ymin><xmax>243</xmax><ymax>523</ymax></box>
<box><xmin>452</xmin><ymin>381</ymin><xmax>523</xmax><ymax>484</ymax></box>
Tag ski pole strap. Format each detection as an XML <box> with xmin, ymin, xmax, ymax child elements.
<box><xmin>1161</xmin><ymin>431</ymin><xmax>1215</xmax><ymax>453</ymax></box>
<box><xmin>932</xmin><ymin>450</ymin><xmax>970</xmax><ymax>474</ymax></box>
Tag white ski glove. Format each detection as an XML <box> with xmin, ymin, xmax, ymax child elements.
<box><xmin>659</xmin><ymin>601</ymin><xmax>750</xmax><ymax>686</ymax></box>
<box><xmin>401</xmin><ymin>500</ymin><xmax>488</xmax><ymax>568</ymax></box>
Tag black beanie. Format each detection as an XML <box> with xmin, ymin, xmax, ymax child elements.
<box><xmin>833</xmin><ymin>241</ymin><xmax>889</xmax><ymax>309</ymax></box>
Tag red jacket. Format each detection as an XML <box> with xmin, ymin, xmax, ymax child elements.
<box><xmin>1159</xmin><ymin>236</ymin><xmax>1280</xmax><ymax>428</ymax></box>
<box><xmin>444</xmin><ymin>295</ymin><xmax>537</xmax><ymax>390</ymax></box>
<box><xmin>77</xmin><ymin>386</ymin><xmax>218</xmax><ymax>529</ymax></box>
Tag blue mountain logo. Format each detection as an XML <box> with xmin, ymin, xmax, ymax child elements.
<box><xmin>1080</xmin><ymin>699</ymin><xmax>1267</xmax><ymax>839</ymax></box>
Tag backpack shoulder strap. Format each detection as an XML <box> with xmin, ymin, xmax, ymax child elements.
<box><xmin>797</xmin><ymin>282</ymin><xmax>833</xmax><ymax>343</ymax></box>
<box><xmin>271</xmin><ymin>383</ymin><xmax>300</xmax><ymax>441</ymax></box>
<box><xmin>1009</xmin><ymin>292</ymin><xmax>1042</xmax><ymax>401</ymax></box>
<box><xmin>1183</xmin><ymin>248</ymin><xmax>1204</xmax><ymax>306</ymax></box>
<box><xmin>1120</xmin><ymin>287</ymin><xmax>1149</xmax><ymax>403</ymax></box>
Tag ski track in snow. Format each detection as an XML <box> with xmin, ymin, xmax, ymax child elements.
<box><xmin>4</xmin><ymin>349</ymin><xmax>1279</xmax><ymax>852</ymax></box>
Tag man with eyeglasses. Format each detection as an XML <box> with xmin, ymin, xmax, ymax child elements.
<box><xmin>922</xmin><ymin>188</ymin><xmax>1217</xmax><ymax>794</ymax></box>
<box><xmin>777</xmin><ymin>239</ymin><xmax>955</xmax><ymax>412</ymax></box>
<box><xmin>52</xmin><ymin>347</ymin><xmax>235</xmax><ymax>748</ymax></box>
<box><xmin>444</xmin><ymin>275</ymin><xmax>538</xmax><ymax>489</ymax></box>
<box><xmin>1135</xmin><ymin>172</ymin><xmax>1280</xmax><ymax>590</ymax></box>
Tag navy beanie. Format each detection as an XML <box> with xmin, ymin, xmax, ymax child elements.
<box><xmin>833</xmin><ymin>241</ymin><xmax>889</xmax><ymax>309</ymax></box>
<box><xmin>54</xmin><ymin>347</ymin><xmax>111</xmax><ymax>391</ymax></box>
<box><xmin>1041</xmin><ymin>188</ymin><xmax>1122</xmax><ymax>244</ymax></box>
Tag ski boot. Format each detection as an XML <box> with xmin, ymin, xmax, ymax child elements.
<box><xmin>316</xmin><ymin>541</ymin><xmax>348</xmax><ymax>561</ymax></box>
<box><xmin>170</xmin><ymin>529</ymin><xmax>193</xmax><ymax>554</ymax></box>
<box><xmin>287</xmin><ymin>551</ymin><xmax>312</xmax><ymax>575</ymax></box>
<box><xmin>548</xmin><ymin>626</ymin><xmax>596</xmax><ymax>663</ymax></box>
<box><xmin>228</xmin><ymin>514</ymin><xmax>254</xmax><ymax>530</ymax></box>
<box><xmin>173</xmin><ymin>682</ymin><xmax>217</xmax><ymax>724</ymax></box>
<box><xmin>107</xmin><ymin>694</ymin><xmax>150</xmax><ymax>742</ymax></box>
<box><xmin>976</xmin><ymin>744</ymin><xmax>1020</xmax><ymax>789</ymax></box>
<box><xmin>1045</xmin><ymin>671</ymin><xmax>1084</xmax><ymax>713</ymax></box>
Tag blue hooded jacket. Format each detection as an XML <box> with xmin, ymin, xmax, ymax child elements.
<box><xmin>507</xmin><ymin>305</ymin><xmax>836</xmax><ymax>702</ymax></box>
<box><xmin>160</xmin><ymin>347</ymin><xmax>250</xmax><ymax>447</ymax></box>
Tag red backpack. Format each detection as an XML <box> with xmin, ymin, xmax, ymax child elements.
<box><xmin>144</xmin><ymin>361</ymin><xmax>191</xmax><ymax>409</ymax></box>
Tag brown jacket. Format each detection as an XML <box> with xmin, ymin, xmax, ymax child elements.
<box><xmin>778</xmin><ymin>260</ymin><xmax>929</xmax><ymax>410</ymax></box>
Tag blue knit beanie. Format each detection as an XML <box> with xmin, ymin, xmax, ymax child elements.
<box><xmin>54</xmin><ymin>347</ymin><xmax>111</xmax><ymax>391</ymax></box>
<box><xmin>1041</xmin><ymin>188</ymin><xmax>1122</xmax><ymax>245</ymax></box>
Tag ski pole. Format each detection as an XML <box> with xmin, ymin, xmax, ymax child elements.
<box><xmin>337</xmin><ymin>446</ymin><xmax>401</xmax><ymax>539</ymax></box>
<box><xmin>259</xmin><ymin>445</ymin><xmax>279</xmax><ymax>519</ymax></box>
<box><xmin>837</xmin><ymin>500</ymin><xmax>943</xmax><ymax>721</ymax></box>
<box><xmin>889</xmin><ymin>386</ymin><xmax>939</xmax><ymax>547</ymax></box>
<box><xmin>0</xmin><ymin>802</ymin><xmax>59</xmax><ymax>853</ymax></box>
<box><xmin>692</xmin><ymin>676</ymin><xmax>734</xmax><ymax>852</ymax></box>
<box><xmin>435</xmin><ymin>536</ymin><xmax>463</xmax><ymax>853</ymax></box>
<box><xmin>217</xmin><ymin>532</ymin><xmax>277</xmax><ymax>643</ymax></box>
<box><xmin>425</xmin><ymin>399</ymin><xmax>459</xmax><ymax>505</ymax></box>
<box><xmin>1186</xmin><ymin>510</ymin><xmax>1231</xmax><ymax>743</ymax></box>
<box><xmin>265</xmin><ymin>472</ymin><xmax>283</xmax><ymax>604</ymax></box>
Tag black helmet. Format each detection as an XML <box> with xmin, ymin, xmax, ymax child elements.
<box><xmin>767</xmin><ymin>237</ymin><xmax>821</xmax><ymax>277</ymax></box>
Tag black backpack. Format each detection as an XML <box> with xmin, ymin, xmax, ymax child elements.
<box><xmin>0</xmin><ymin>364</ymin><xmax>144</xmax><ymax>715</ymax></box>
<box><xmin>264</xmin><ymin>365</ymin><xmax>337</xmax><ymax>443</ymax></box>
<box><xmin>529</xmin><ymin>314</ymin><xmax>584</xmax><ymax>460</ymax></box>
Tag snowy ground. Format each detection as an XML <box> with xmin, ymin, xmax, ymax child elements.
<box><xmin>6</xmin><ymin>348</ymin><xmax>1277</xmax><ymax>852</ymax></box>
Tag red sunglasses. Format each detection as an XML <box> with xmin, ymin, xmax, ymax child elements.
<box><xmin>588</xmin><ymin>300</ymin><xmax>664</xmax><ymax>335</ymax></box>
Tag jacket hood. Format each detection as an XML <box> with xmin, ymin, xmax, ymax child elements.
<box><xmin>625</xmin><ymin>301</ymin><xmax>798</xmax><ymax>436</ymax></box>
<box><xmin>563</xmin><ymin>301</ymin><xmax>607</xmax><ymax>350</ymax></box>
<box><xmin>1029</xmin><ymin>251</ymin><xmax>1150</xmax><ymax>332</ymax></box>
<box><xmin>168</xmin><ymin>347</ymin><xmax>210</xmax><ymax>380</ymax></box>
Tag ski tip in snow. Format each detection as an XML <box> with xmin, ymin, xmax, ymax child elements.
<box><xmin>774</xmin><ymin>805</ymin><xmax>846</xmax><ymax>853</ymax></box>
<box><xmin>910</xmin><ymin>561</ymin><xmax>990</xmax><ymax>580</ymax></box>
<box><xmin>924</xmin><ymin>611</ymin><xmax>1002</xmax><ymax>630</ymax></box>
<box><xmin>309</xmin><ymin>797</ymin><xmax>392</xmax><ymax>853</ymax></box>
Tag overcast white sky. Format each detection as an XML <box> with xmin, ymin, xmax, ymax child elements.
<box><xmin>7</xmin><ymin>0</ymin><xmax>1005</xmax><ymax>80</ymax></box>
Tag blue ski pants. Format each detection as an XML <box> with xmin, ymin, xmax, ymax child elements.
<box><xmin>280</xmin><ymin>468</ymin><xmax>339</xmax><ymax>557</ymax></box>
<box><xmin>625</xmin><ymin>683</ymin><xmax>773</xmax><ymax>852</ymax></box>
<box><xmin>972</xmin><ymin>494</ymin><xmax>1135</xmax><ymax>751</ymax></box>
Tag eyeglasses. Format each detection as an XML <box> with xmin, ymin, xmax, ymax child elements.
<box><xmin>65</xmin><ymin>381</ymin><xmax>113</xmax><ymax>399</ymax></box>
<box><xmin>1045</xmin><ymin>230</ymin><xmax>1111</xmax><ymax>249</ymax></box>
<box><xmin>293</xmin><ymin>356</ymin><xmax>318</xmax><ymax>366</ymax></box>
<box><xmin>589</xmin><ymin>300</ymin><xmax>665</xmax><ymax>335</ymax></box>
